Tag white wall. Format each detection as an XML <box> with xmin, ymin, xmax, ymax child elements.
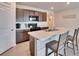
<box><xmin>54</xmin><ymin>8</ymin><xmax>79</xmax><ymax>35</ymax></box>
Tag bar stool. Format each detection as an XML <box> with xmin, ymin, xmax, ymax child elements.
<box><xmin>46</xmin><ymin>31</ymin><xmax>69</xmax><ymax>56</ymax></box>
<box><xmin>66</xmin><ymin>28</ymin><xmax>79</xmax><ymax>55</ymax></box>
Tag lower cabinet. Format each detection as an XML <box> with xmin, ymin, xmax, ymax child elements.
<box><xmin>16</xmin><ymin>30</ymin><xmax>29</xmax><ymax>43</ymax></box>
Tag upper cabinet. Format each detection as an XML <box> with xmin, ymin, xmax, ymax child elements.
<box><xmin>16</xmin><ymin>8</ymin><xmax>24</xmax><ymax>22</ymax></box>
<box><xmin>16</xmin><ymin>8</ymin><xmax>47</xmax><ymax>22</ymax></box>
<box><xmin>34</xmin><ymin>11</ymin><xmax>39</xmax><ymax>16</ymax></box>
<box><xmin>23</xmin><ymin>9</ymin><xmax>29</xmax><ymax>22</ymax></box>
<box><xmin>29</xmin><ymin>10</ymin><xmax>35</xmax><ymax>16</ymax></box>
<box><xmin>42</xmin><ymin>13</ymin><xmax>47</xmax><ymax>21</ymax></box>
<box><xmin>38</xmin><ymin>12</ymin><xmax>42</xmax><ymax>21</ymax></box>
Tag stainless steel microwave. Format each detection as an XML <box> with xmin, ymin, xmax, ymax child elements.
<box><xmin>29</xmin><ymin>16</ymin><xmax>39</xmax><ymax>21</ymax></box>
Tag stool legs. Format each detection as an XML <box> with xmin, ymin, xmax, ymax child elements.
<box><xmin>64</xmin><ymin>44</ymin><xmax>66</xmax><ymax>56</ymax></box>
<box><xmin>76</xmin><ymin>39</ymin><xmax>78</xmax><ymax>51</ymax></box>
<box><xmin>72</xmin><ymin>42</ymin><xmax>75</xmax><ymax>55</ymax></box>
<box><xmin>46</xmin><ymin>46</ymin><xmax>48</xmax><ymax>56</ymax></box>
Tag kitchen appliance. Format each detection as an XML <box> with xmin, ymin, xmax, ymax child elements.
<box><xmin>16</xmin><ymin>23</ymin><xmax>21</xmax><ymax>29</ymax></box>
<box><xmin>29</xmin><ymin>16</ymin><xmax>39</xmax><ymax>21</ymax></box>
<box><xmin>28</xmin><ymin>23</ymin><xmax>41</xmax><ymax>31</ymax></box>
<box><xmin>30</xmin><ymin>27</ymin><xmax>41</xmax><ymax>31</ymax></box>
<box><xmin>28</xmin><ymin>23</ymin><xmax>37</xmax><ymax>28</ymax></box>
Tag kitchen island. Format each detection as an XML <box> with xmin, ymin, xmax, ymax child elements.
<box><xmin>28</xmin><ymin>27</ymin><xmax>69</xmax><ymax>56</ymax></box>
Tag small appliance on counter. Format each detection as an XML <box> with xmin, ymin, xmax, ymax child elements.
<box><xmin>16</xmin><ymin>23</ymin><xmax>21</xmax><ymax>29</ymax></box>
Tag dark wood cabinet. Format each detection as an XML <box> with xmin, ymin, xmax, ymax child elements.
<box><xmin>29</xmin><ymin>10</ymin><xmax>35</xmax><ymax>16</ymax></box>
<box><xmin>23</xmin><ymin>9</ymin><xmax>29</xmax><ymax>16</ymax></box>
<box><xmin>34</xmin><ymin>11</ymin><xmax>39</xmax><ymax>16</ymax></box>
<box><xmin>16</xmin><ymin>30</ymin><xmax>29</xmax><ymax>43</ymax></box>
<box><xmin>38</xmin><ymin>12</ymin><xmax>47</xmax><ymax>21</ymax></box>
<box><xmin>16</xmin><ymin>8</ymin><xmax>24</xmax><ymax>17</ymax></box>
<box><xmin>23</xmin><ymin>9</ymin><xmax>29</xmax><ymax>22</ymax></box>
<box><xmin>16</xmin><ymin>8</ymin><xmax>47</xmax><ymax>22</ymax></box>
<box><xmin>16</xmin><ymin>8</ymin><xmax>24</xmax><ymax>22</ymax></box>
<box><xmin>42</xmin><ymin>13</ymin><xmax>47</xmax><ymax>21</ymax></box>
<box><xmin>38</xmin><ymin>12</ymin><xmax>42</xmax><ymax>21</ymax></box>
<box><xmin>23</xmin><ymin>30</ymin><xmax>29</xmax><ymax>41</ymax></box>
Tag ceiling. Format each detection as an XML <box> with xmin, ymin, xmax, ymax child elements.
<box><xmin>16</xmin><ymin>2</ymin><xmax>79</xmax><ymax>12</ymax></box>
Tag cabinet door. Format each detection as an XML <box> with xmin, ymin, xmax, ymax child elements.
<box><xmin>29</xmin><ymin>10</ymin><xmax>35</xmax><ymax>16</ymax></box>
<box><xmin>38</xmin><ymin>12</ymin><xmax>42</xmax><ymax>21</ymax></box>
<box><xmin>23</xmin><ymin>30</ymin><xmax>29</xmax><ymax>41</ymax></box>
<box><xmin>16</xmin><ymin>8</ymin><xmax>24</xmax><ymax>22</ymax></box>
<box><xmin>16</xmin><ymin>30</ymin><xmax>29</xmax><ymax>43</ymax></box>
<box><xmin>42</xmin><ymin>13</ymin><xmax>47</xmax><ymax>21</ymax></box>
<box><xmin>34</xmin><ymin>11</ymin><xmax>39</xmax><ymax>16</ymax></box>
<box><xmin>24</xmin><ymin>9</ymin><xmax>29</xmax><ymax>22</ymax></box>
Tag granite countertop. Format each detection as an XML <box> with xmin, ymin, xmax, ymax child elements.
<box><xmin>16</xmin><ymin>28</ymin><xmax>30</xmax><ymax>31</ymax></box>
<box><xmin>28</xmin><ymin>27</ymin><xmax>69</xmax><ymax>41</ymax></box>
<box><xmin>16</xmin><ymin>27</ymin><xmax>48</xmax><ymax>31</ymax></box>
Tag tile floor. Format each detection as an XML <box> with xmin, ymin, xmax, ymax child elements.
<box><xmin>0</xmin><ymin>40</ymin><xmax>79</xmax><ymax>56</ymax></box>
<box><xmin>0</xmin><ymin>41</ymin><xmax>30</xmax><ymax>56</ymax></box>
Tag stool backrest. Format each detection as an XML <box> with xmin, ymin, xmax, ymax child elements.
<box><xmin>75</xmin><ymin>28</ymin><xmax>79</xmax><ymax>41</ymax></box>
<box><xmin>72</xmin><ymin>29</ymin><xmax>78</xmax><ymax>41</ymax></box>
<box><xmin>57</xmin><ymin>31</ymin><xmax>69</xmax><ymax>51</ymax></box>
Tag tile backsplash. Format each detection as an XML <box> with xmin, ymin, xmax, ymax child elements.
<box><xmin>16</xmin><ymin>22</ymin><xmax>48</xmax><ymax>29</ymax></box>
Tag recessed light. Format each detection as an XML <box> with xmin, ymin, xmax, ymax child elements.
<box><xmin>66</xmin><ymin>2</ymin><xmax>70</xmax><ymax>5</ymax></box>
<box><xmin>51</xmin><ymin>7</ymin><xmax>54</xmax><ymax>10</ymax></box>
